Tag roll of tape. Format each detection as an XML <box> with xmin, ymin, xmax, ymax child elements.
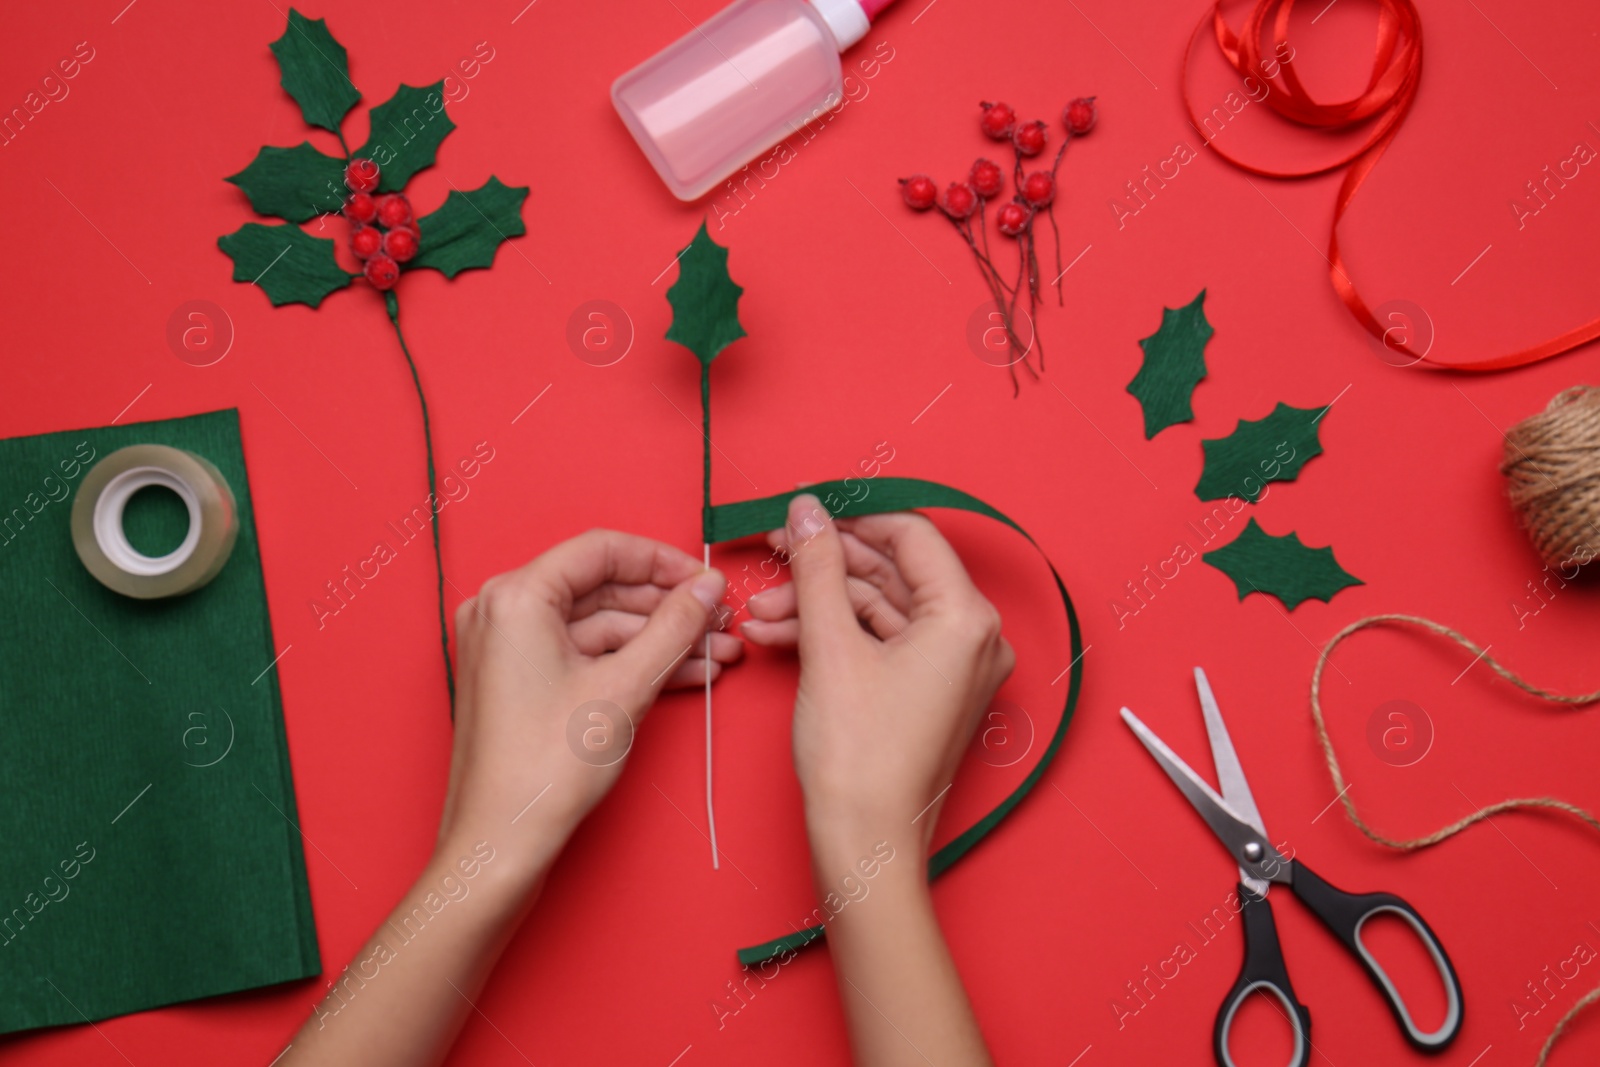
<box><xmin>70</xmin><ymin>444</ymin><xmax>239</xmax><ymax>599</ymax></box>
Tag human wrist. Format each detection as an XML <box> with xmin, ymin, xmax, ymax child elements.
<box><xmin>431</xmin><ymin>822</ymin><xmax>559</xmax><ymax>910</ymax></box>
<box><xmin>804</xmin><ymin>792</ymin><xmax>930</xmax><ymax>865</ymax></box>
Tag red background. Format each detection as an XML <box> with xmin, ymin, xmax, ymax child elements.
<box><xmin>3</xmin><ymin>0</ymin><xmax>1599</xmax><ymax>1063</ymax></box>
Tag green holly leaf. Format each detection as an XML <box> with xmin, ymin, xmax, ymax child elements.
<box><xmin>354</xmin><ymin>83</ymin><xmax>455</xmax><ymax>192</ymax></box>
<box><xmin>270</xmin><ymin>9</ymin><xmax>360</xmax><ymax>134</ymax></box>
<box><xmin>1128</xmin><ymin>290</ymin><xmax>1213</xmax><ymax>438</ymax></box>
<box><xmin>665</xmin><ymin>222</ymin><xmax>746</xmax><ymax>365</ymax></box>
<box><xmin>218</xmin><ymin>222</ymin><xmax>354</xmax><ymax>308</ymax></box>
<box><xmin>225</xmin><ymin>142</ymin><xmax>346</xmax><ymax>223</ymax></box>
<box><xmin>1203</xmin><ymin>518</ymin><xmax>1362</xmax><ymax>610</ymax></box>
<box><xmin>410</xmin><ymin>177</ymin><xmax>529</xmax><ymax>279</ymax></box>
<box><xmin>1195</xmin><ymin>401</ymin><xmax>1328</xmax><ymax>503</ymax></box>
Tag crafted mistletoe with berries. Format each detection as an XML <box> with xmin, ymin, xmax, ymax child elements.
<box><xmin>219</xmin><ymin>9</ymin><xmax>529</xmax><ymax>707</ymax></box>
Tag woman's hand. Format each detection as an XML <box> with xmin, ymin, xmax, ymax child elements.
<box><xmin>439</xmin><ymin>529</ymin><xmax>738</xmax><ymax>884</ymax></box>
<box><xmin>741</xmin><ymin>494</ymin><xmax>1007</xmax><ymax>1066</ymax></box>
<box><xmin>281</xmin><ymin>529</ymin><xmax>738</xmax><ymax>1067</ymax></box>
<box><xmin>742</xmin><ymin>494</ymin><xmax>1015</xmax><ymax>860</ymax></box>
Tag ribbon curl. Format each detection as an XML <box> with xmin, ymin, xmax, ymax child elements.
<box><xmin>725</xmin><ymin>478</ymin><xmax>1085</xmax><ymax>966</ymax></box>
<box><xmin>1184</xmin><ymin>0</ymin><xmax>1600</xmax><ymax>370</ymax></box>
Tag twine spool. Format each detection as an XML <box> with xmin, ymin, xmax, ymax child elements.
<box><xmin>1500</xmin><ymin>386</ymin><xmax>1600</xmax><ymax>569</ymax></box>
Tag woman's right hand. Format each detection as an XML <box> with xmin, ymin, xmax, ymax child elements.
<box><xmin>741</xmin><ymin>494</ymin><xmax>1016</xmax><ymax>863</ymax></box>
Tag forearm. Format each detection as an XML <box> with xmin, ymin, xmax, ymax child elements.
<box><xmin>811</xmin><ymin>828</ymin><xmax>994</xmax><ymax>1067</ymax></box>
<box><xmin>277</xmin><ymin>831</ymin><xmax>552</xmax><ymax>1067</ymax></box>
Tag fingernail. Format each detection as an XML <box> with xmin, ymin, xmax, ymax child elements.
<box><xmin>689</xmin><ymin>569</ymin><xmax>726</xmax><ymax>611</ymax></box>
<box><xmin>788</xmin><ymin>494</ymin><xmax>826</xmax><ymax>540</ymax></box>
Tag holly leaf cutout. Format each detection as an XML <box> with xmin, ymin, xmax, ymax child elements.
<box><xmin>665</xmin><ymin>222</ymin><xmax>746</xmax><ymax>365</ymax></box>
<box><xmin>1203</xmin><ymin>517</ymin><xmax>1362</xmax><ymax>610</ymax></box>
<box><xmin>218</xmin><ymin>223</ymin><xmax>354</xmax><ymax>308</ymax></box>
<box><xmin>270</xmin><ymin>9</ymin><xmax>360</xmax><ymax>134</ymax></box>
<box><xmin>1195</xmin><ymin>401</ymin><xmax>1327</xmax><ymax>503</ymax></box>
<box><xmin>354</xmin><ymin>83</ymin><xmax>456</xmax><ymax>192</ymax></box>
<box><xmin>1128</xmin><ymin>290</ymin><xmax>1213</xmax><ymax>438</ymax></box>
<box><xmin>410</xmin><ymin>177</ymin><xmax>529</xmax><ymax>278</ymax></box>
<box><xmin>226</xmin><ymin>142</ymin><xmax>346</xmax><ymax>223</ymax></box>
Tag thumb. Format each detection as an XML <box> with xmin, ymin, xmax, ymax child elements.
<box><xmin>783</xmin><ymin>494</ymin><xmax>858</xmax><ymax>651</ymax></box>
<box><xmin>613</xmin><ymin>568</ymin><xmax>725</xmax><ymax>700</ymax></box>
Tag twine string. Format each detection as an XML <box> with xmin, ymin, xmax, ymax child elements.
<box><xmin>1501</xmin><ymin>386</ymin><xmax>1600</xmax><ymax>569</ymax></box>
<box><xmin>1310</xmin><ymin>613</ymin><xmax>1600</xmax><ymax>1064</ymax></box>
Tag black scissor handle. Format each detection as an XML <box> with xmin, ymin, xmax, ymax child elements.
<box><xmin>1289</xmin><ymin>861</ymin><xmax>1463</xmax><ymax>1051</ymax></box>
<box><xmin>1214</xmin><ymin>885</ymin><xmax>1312</xmax><ymax>1067</ymax></box>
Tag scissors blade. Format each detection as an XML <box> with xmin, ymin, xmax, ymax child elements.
<box><xmin>1193</xmin><ymin>667</ymin><xmax>1268</xmax><ymax>842</ymax></box>
<box><xmin>1120</xmin><ymin>707</ymin><xmax>1288</xmax><ymax>892</ymax></box>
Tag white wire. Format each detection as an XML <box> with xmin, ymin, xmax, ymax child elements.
<box><xmin>704</xmin><ymin>541</ymin><xmax>719</xmax><ymax>870</ymax></box>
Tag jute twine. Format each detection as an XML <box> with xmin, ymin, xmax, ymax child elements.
<box><xmin>1311</xmin><ymin>614</ymin><xmax>1600</xmax><ymax>1066</ymax></box>
<box><xmin>1502</xmin><ymin>386</ymin><xmax>1600</xmax><ymax>570</ymax></box>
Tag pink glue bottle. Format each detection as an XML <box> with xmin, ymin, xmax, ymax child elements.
<box><xmin>612</xmin><ymin>0</ymin><xmax>895</xmax><ymax>201</ymax></box>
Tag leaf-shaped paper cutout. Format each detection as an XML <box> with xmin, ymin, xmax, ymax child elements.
<box><xmin>225</xmin><ymin>142</ymin><xmax>346</xmax><ymax>223</ymax></box>
<box><xmin>270</xmin><ymin>9</ymin><xmax>360</xmax><ymax>134</ymax></box>
<box><xmin>1203</xmin><ymin>517</ymin><xmax>1362</xmax><ymax>610</ymax></box>
<box><xmin>1195</xmin><ymin>401</ymin><xmax>1327</xmax><ymax>503</ymax></box>
<box><xmin>410</xmin><ymin>177</ymin><xmax>529</xmax><ymax>278</ymax></box>
<box><xmin>665</xmin><ymin>222</ymin><xmax>746</xmax><ymax>365</ymax></box>
<box><xmin>1128</xmin><ymin>290</ymin><xmax>1213</xmax><ymax>439</ymax></box>
<box><xmin>354</xmin><ymin>83</ymin><xmax>455</xmax><ymax>192</ymax></box>
<box><xmin>218</xmin><ymin>223</ymin><xmax>354</xmax><ymax>308</ymax></box>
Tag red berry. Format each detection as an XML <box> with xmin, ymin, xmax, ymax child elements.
<box><xmin>996</xmin><ymin>201</ymin><xmax>1031</xmax><ymax>237</ymax></box>
<box><xmin>941</xmin><ymin>181</ymin><xmax>978</xmax><ymax>220</ymax></box>
<box><xmin>350</xmin><ymin>224</ymin><xmax>382</xmax><ymax>260</ymax></box>
<box><xmin>979</xmin><ymin>101</ymin><xmax>1016</xmax><ymax>141</ymax></box>
<box><xmin>344</xmin><ymin>192</ymin><xmax>377</xmax><ymax>224</ymax></box>
<box><xmin>376</xmin><ymin>194</ymin><xmax>412</xmax><ymax>229</ymax></box>
<box><xmin>1012</xmin><ymin>120</ymin><xmax>1047</xmax><ymax>157</ymax></box>
<box><xmin>345</xmin><ymin>158</ymin><xmax>380</xmax><ymax>193</ymax></box>
<box><xmin>364</xmin><ymin>253</ymin><xmax>400</xmax><ymax>290</ymax></box>
<box><xmin>899</xmin><ymin>174</ymin><xmax>938</xmax><ymax>211</ymax></box>
<box><xmin>1063</xmin><ymin>96</ymin><xmax>1098</xmax><ymax>136</ymax></box>
<box><xmin>969</xmin><ymin>158</ymin><xmax>1004</xmax><ymax>200</ymax></box>
<box><xmin>383</xmin><ymin>226</ymin><xmax>419</xmax><ymax>263</ymax></box>
<box><xmin>1022</xmin><ymin>171</ymin><xmax>1055</xmax><ymax>208</ymax></box>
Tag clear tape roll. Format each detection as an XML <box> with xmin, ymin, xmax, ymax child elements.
<box><xmin>70</xmin><ymin>444</ymin><xmax>239</xmax><ymax>599</ymax></box>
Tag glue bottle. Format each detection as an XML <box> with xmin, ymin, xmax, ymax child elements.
<box><xmin>612</xmin><ymin>0</ymin><xmax>895</xmax><ymax>201</ymax></box>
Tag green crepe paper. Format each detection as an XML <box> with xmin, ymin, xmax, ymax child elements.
<box><xmin>1202</xmin><ymin>516</ymin><xmax>1363</xmax><ymax>610</ymax></box>
<box><xmin>1128</xmin><ymin>290</ymin><xmax>1213</xmax><ymax>439</ymax></box>
<box><xmin>122</xmin><ymin>484</ymin><xmax>190</xmax><ymax>554</ymax></box>
<box><xmin>354</xmin><ymin>82</ymin><xmax>457</xmax><ymax>193</ymax></box>
<box><xmin>226</xmin><ymin>142</ymin><xmax>347</xmax><ymax>223</ymax></box>
<box><xmin>1195</xmin><ymin>401</ymin><xmax>1327</xmax><ymax>503</ymax></box>
<box><xmin>218</xmin><ymin>222</ymin><xmax>355</xmax><ymax>308</ymax></box>
<box><xmin>270</xmin><ymin>9</ymin><xmax>361</xmax><ymax>136</ymax></box>
<box><xmin>0</xmin><ymin>409</ymin><xmax>319</xmax><ymax>1033</ymax></box>
<box><xmin>726</xmin><ymin>478</ymin><xmax>1085</xmax><ymax>967</ymax></box>
<box><xmin>411</xmin><ymin>178</ymin><xmax>531</xmax><ymax>278</ymax></box>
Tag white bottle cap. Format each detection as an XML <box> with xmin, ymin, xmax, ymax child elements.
<box><xmin>810</xmin><ymin>0</ymin><xmax>869</xmax><ymax>50</ymax></box>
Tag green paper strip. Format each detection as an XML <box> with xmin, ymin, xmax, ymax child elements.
<box><xmin>716</xmin><ymin>477</ymin><xmax>1084</xmax><ymax>966</ymax></box>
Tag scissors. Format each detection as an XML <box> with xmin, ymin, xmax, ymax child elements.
<box><xmin>1121</xmin><ymin>668</ymin><xmax>1463</xmax><ymax>1067</ymax></box>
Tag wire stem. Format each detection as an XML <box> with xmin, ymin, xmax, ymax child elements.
<box><xmin>386</xmin><ymin>290</ymin><xmax>456</xmax><ymax>712</ymax></box>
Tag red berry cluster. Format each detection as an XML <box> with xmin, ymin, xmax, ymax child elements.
<box><xmin>342</xmin><ymin>158</ymin><xmax>419</xmax><ymax>292</ymax></box>
<box><xmin>899</xmin><ymin>96</ymin><xmax>1098</xmax><ymax>394</ymax></box>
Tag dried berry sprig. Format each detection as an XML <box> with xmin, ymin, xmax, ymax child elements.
<box><xmin>897</xmin><ymin>94</ymin><xmax>1099</xmax><ymax>395</ymax></box>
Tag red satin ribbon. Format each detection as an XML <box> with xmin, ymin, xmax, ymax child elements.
<box><xmin>1183</xmin><ymin>0</ymin><xmax>1600</xmax><ymax>371</ymax></box>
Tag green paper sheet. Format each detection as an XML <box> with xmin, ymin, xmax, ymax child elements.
<box><xmin>0</xmin><ymin>409</ymin><xmax>319</xmax><ymax>1034</ymax></box>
